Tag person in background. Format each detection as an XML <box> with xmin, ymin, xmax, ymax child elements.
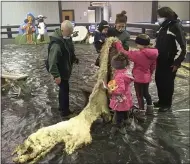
<box><xmin>94</xmin><ymin>20</ymin><xmax>109</xmax><ymax>66</ymax></box>
<box><xmin>48</xmin><ymin>20</ymin><xmax>79</xmax><ymax>117</ymax></box>
<box><xmin>154</xmin><ymin>7</ymin><xmax>186</xmax><ymax>112</ymax></box>
<box><xmin>107</xmin><ymin>10</ymin><xmax>130</xmax><ymax>51</ymax></box>
<box><xmin>107</xmin><ymin>54</ymin><xmax>133</xmax><ymax>132</ymax></box>
<box><xmin>114</xmin><ymin>34</ymin><xmax>158</xmax><ymax>115</ymax></box>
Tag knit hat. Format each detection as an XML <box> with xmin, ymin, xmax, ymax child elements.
<box><xmin>115</xmin><ymin>10</ymin><xmax>127</xmax><ymax>24</ymax></box>
<box><xmin>111</xmin><ymin>54</ymin><xmax>129</xmax><ymax>70</ymax></box>
<box><xmin>135</xmin><ymin>34</ymin><xmax>150</xmax><ymax>46</ymax></box>
<box><xmin>98</xmin><ymin>20</ymin><xmax>109</xmax><ymax>32</ymax></box>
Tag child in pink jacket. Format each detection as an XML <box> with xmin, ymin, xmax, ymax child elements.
<box><xmin>108</xmin><ymin>54</ymin><xmax>134</xmax><ymax>127</ymax></box>
<box><xmin>114</xmin><ymin>34</ymin><xmax>158</xmax><ymax>114</ymax></box>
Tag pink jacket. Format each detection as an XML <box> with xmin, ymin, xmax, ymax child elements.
<box><xmin>109</xmin><ymin>69</ymin><xmax>134</xmax><ymax>111</ymax></box>
<box><xmin>115</xmin><ymin>42</ymin><xmax>158</xmax><ymax>83</ymax></box>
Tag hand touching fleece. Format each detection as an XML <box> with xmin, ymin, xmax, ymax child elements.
<box><xmin>113</xmin><ymin>40</ymin><xmax>158</xmax><ymax>83</ymax></box>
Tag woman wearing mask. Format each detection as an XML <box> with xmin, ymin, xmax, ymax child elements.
<box><xmin>107</xmin><ymin>10</ymin><xmax>130</xmax><ymax>51</ymax></box>
<box><xmin>154</xmin><ymin>7</ymin><xmax>186</xmax><ymax>112</ymax></box>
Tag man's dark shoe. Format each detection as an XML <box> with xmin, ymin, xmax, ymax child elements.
<box><xmin>60</xmin><ymin>110</ymin><xmax>72</xmax><ymax>117</ymax></box>
<box><xmin>158</xmin><ymin>106</ymin><xmax>172</xmax><ymax>112</ymax></box>
<box><xmin>153</xmin><ymin>101</ymin><xmax>162</xmax><ymax>108</ymax></box>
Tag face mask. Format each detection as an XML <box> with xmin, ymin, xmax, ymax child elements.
<box><xmin>63</xmin><ymin>36</ymin><xmax>70</xmax><ymax>40</ymax></box>
<box><xmin>157</xmin><ymin>18</ymin><xmax>166</xmax><ymax>25</ymax></box>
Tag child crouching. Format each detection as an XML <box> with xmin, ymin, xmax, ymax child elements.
<box><xmin>107</xmin><ymin>53</ymin><xmax>134</xmax><ymax>130</ymax></box>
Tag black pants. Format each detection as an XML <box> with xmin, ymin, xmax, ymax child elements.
<box><xmin>116</xmin><ymin>111</ymin><xmax>128</xmax><ymax>124</ymax></box>
<box><xmin>155</xmin><ymin>63</ymin><xmax>176</xmax><ymax>107</ymax></box>
<box><xmin>134</xmin><ymin>82</ymin><xmax>152</xmax><ymax>110</ymax></box>
<box><xmin>59</xmin><ymin>80</ymin><xmax>70</xmax><ymax>113</ymax></box>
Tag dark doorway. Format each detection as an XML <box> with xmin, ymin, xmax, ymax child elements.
<box><xmin>62</xmin><ymin>10</ymin><xmax>75</xmax><ymax>21</ymax></box>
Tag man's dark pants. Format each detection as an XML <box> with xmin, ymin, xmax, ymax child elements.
<box><xmin>59</xmin><ymin>79</ymin><xmax>70</xmax><ymax>114</ymax></box>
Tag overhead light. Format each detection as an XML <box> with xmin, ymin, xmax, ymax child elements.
<box><xmin>90</xmin><ymin>2</ymin><xmax>109</xmax><ymax>7</ymax></box>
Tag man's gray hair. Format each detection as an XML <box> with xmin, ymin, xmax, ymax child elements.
<box><xmin>61</xmin><ymin>20</ymin><xmax>73</xmax><ymax>32</ymax></box>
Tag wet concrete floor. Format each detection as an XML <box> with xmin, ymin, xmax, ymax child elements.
<box><xmin>1</xmin><ymin>43</ymin><xmax>189</xmax><ymax>164</ymax></box>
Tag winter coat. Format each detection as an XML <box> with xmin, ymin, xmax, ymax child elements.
<box><xmin>156</xmin><ymin>19</ymin><xmax>186</xmax><ymax>67</ymax></box>
<box><xmin>94</xmin><ymin>30</ymin><xmax>107</xmax><ymax>53</ymax></box>
<box><xmin>109</xmin><ymin>69</ymin><xmax>134</xmax><ymax>111</ymax></box>
<box><xmin>48</xmin><ymin>28</ymin><xmax>77</xmax><ymax>80</ymax></box>
<box><xmin>107</xmin><ymin>27</ymin><xmax>130</xmax><ymax>51</ymax></box>
<box><xmin>115</xmin><ymin>42</ymin><xmax>158</xmax><ymax>83</ymax></box>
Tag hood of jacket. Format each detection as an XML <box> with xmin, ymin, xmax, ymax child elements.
<box><xmin>50</xmin><ymin>28</ymin><xmax>64</xmax><ymax>42</ymax></box>
<box><xmin>141</xmin><ymin>48</ymin><xmax>158</xmax><ymax>60</ymax></box>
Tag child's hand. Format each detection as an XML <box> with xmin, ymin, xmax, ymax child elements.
<box><xmin>108</xmin><ymin>89</ymin><xmax>112</xmax><ymax>94</ymax></box>
<box><xmin>113</xmin><ymin>41</ymin><xmax>123</xmax><ymax>52</ymax></box>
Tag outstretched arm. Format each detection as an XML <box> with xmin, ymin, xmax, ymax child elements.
<box><xmin>114</xmin><ymin>41</ymin><xmax>138</xmax><ymax>62</ymax></box>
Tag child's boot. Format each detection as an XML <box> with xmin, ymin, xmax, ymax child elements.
<box><xmin>118</xmin><ymin>122</ymin><xmax>127</xmax><ymax>134</ymax></box>
<box><xmin>110</xmin><ymin>124</ymin><xmax>119</xmax><ymax>135</ymax></box>
<box><xmin>112</xmin><ymin>111</ymin><xmax>117</xmax><ymax>124</ymax></box>
<box><xmin>146</xmin><ymin>105</ymin><xmax>154</xmax><ymax>115</ymax></box>
<box><xmin>133</xmin><ymin>109</ymin><xmax>146</xmax><ymax>122</ymax></box>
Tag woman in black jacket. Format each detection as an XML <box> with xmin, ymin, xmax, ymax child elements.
<box><xmin>154</xmin><ymin>7</ymin><xmax>186</xmax><ymax>112</ymax></box>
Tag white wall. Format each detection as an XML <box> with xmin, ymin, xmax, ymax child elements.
<box><xmin>61</xmin><ymin>2</ymin><xmax>90</xmax><ymax>23</ymax></box>
<box><xmin>2</xmin><ymin>1</ymin><xmax>60</xmax><ymax>25</ymax></box>
<box><xmin>158</xmin><ymin>1</ymin><xmax>190</xmax><ymax>20</ymax></box>
<box><xmin>109</xmin><ymin>1</ymin><xmax>152</xmax><ymax>23</ymax></box>
<box><xmin>61</xmin><ymin>1</ymin><xmax>152</xmax><ymax>23</ymax></box>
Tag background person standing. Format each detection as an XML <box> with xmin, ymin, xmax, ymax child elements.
<box><xmin>154</xmin><ymin>7</ymin><xmax>186</xmax><ymax>112</ymax></box>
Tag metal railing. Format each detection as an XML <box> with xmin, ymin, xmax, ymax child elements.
<box><xmin>1</xmin><ymin>22</ymin><xmax>189</xmax><ymax>39</ymax></box>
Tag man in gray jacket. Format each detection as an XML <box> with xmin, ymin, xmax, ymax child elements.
<box><xmin>47</xmin><ymin>20</ymin><xmax>79</xmax><ymax>116</ymax></box>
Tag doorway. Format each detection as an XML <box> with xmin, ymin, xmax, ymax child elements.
<box><xmin>62</xmin><ymin>10</ymin><xmax>75</xmax><ymax>21</ymax></box>
<box><xmin>88</xmin><ymin>9</ymin><xmax>95</xmax><ymax>23</ymax></box>
<box><xmin>88</xmin><ymin>6</ymin><xmax>103</xmax><ymax>23</ymax></box>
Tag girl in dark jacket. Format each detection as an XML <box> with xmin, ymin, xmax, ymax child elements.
<box><xmin>154</xmin><ymin>7</ymin><xmax>186</xmax><ymax>112</ymax></box>
<box><xmin>107</xmin><ymin>10</ymin><xmax>130</xmax><ymax>51</ymax></box>
<box><xmin>94</xmin><ymin>20</ymin><xmax>109</xmax><ymax>66</ymax></box>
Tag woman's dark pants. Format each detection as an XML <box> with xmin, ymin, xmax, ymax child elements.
<box><xmin>155</xmin><ymin>60</ymin><xmax>177</xmax><ymax>107</ymax></box>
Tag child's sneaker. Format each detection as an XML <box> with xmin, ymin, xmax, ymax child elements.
<box><xmin>110</xmin><ymin>125</ymin><xmax>119</xmax><ymax>135</ymax></box>
<box><xmin>112</xmin><ymin>111</ymin><xmax>117</xmax><ymax>124</ymax></box>
<box><xmin>132</xmin><ymin>109</ymin><xmax>146</xmax><ymax>122</ymax></box>
<box><xmin>119</xmin><ymin>127</ymin><xmax>127</xmax><ymax>134</ymax></box>
<box><xmin>124</xmin><ymin>118</ymin><xmax>133</xmax><ymax>125</ymax></box>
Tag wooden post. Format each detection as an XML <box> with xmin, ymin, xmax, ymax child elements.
<box><xmin>58</xmin><ymin>1</ymin><xmax>62</xmax><ymax>23</ymax></box>
<box><xmin>142</xmin><ymin>28</ymin><xmax>146</xmax><ymax>34</ymax></box>
<box><xmin>151</xmin><ymin>1</ymin><xmax>158</xmax><ymax>23</ymax></box>
<box><xmin>7</xmin><ymin>27</ymin><xmax>12</xmax><ymax>38</ymax></box>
